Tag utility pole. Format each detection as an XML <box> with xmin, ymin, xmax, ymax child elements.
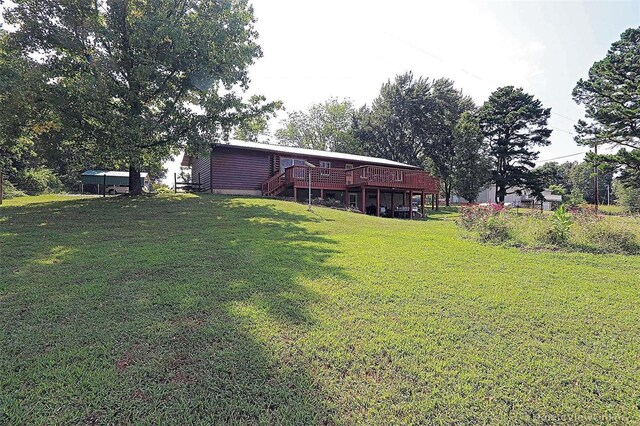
<box><xmin>594</xmin><ymin>143</ymin><xmax>599</xmax><ymax>213</ymax></box>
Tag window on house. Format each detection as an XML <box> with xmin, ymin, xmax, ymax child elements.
<box><xmin>319</xmin><ymin>161</ymin><xmax>331</xmax><ymax>168</ymax></box>
<box><xmin>280</xmin><ymin>158</ymin><xmax>305</xmax><ymax>172</ymax></box>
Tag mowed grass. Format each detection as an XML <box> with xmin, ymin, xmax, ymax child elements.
<box><xmin>1</xmin><ymin>194</ymin><xmax>640</xmax><ymax>425</ymax></box>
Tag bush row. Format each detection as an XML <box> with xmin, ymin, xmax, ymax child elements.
<box><xmin>457</xmin><ymin>204</ymin><xmax>640</xmax><ymax>255</ymax></box>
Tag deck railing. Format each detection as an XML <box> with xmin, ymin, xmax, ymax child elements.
<box><xmin>262</xmin><ymin>171</ymin><xmax>286</xmax><ymax>196</ymax></box>
<box><xmin>264</xmin><ymin>165</ymin><xmax>439</xmax><ymax>196</ymax></box>
<box><xmin>345</xmin><ymin>165</ymin><xmax>439</xmax><ymax>192</ymax></box>
<box><xmin>285</xmin><ymin>166</ymin><xmax>346</xmax><ymax>190</ymax></box>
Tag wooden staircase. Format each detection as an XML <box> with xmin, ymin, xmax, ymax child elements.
<box><xmin>262</xmin><ymin>172</ymin><xmax>286</xmax><ymax>197</ymax></box>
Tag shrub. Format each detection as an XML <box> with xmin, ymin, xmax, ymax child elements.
<box><xmin>312</xmin><ymin>197</ymin><xmax>345</xmax><ymax>209</ymax></box>
<box><xmin>565</xmin><ymin>188</ymin><xmax>586</xmax><ymax>208</ymax></box>
<box><xmin>548</xmin><ymin>204</ymin><xmax>573</xmax><ymax>245</ymax></box>
<box><xmin>15</xmin><ymin>168</ymin><xmax>64</xmax><ymax>195</ymax></box>
<box><xmin>152</xmin><ymin>183</ymin><xmax>172</xmax><ymax>194</ymax></box>
<box><xmin>457</xmin><ymin>203</ymin><xmax>639</xmax><ymax>255</ymax></box>
<box><xmin>1</xmin><ymin>179</ymin><xmax>27</xmax><ymax>199</ymax></box>
<box><xmin>614</xmin><ymin>181</ymin><xmax>640</xmax><ymax>214</ymax></box>
<box><xmin>572</xmin><ymin>220</ymin><xmax>639</xmax><ymax>255</ymax></box>
<box><xmin>457</xmin><ymin>205</ymin><xmax>510</xmax><ymax>243</ymax></box>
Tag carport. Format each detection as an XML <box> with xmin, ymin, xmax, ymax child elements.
<box><xmin>81</xmin><ymin>170</ymin><xmax>149</xmax><ymax>195</ymax></box>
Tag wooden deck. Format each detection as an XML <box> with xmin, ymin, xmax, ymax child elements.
<box><xmin>262</xmin><ymin>165</ymin><xmax>439</xmax><ymax>197</ymax></box>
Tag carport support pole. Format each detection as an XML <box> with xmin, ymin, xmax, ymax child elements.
<box><xmin>376</xmin><ymin>188</ymin><xmax>380</xmax><ymax>217</ymax></box>
<box><xmin>421</xmin><ymin>191</ymin><xmax>425</xmax><ymax>216</ymax></box>
<box><xmin>361</xmin><ymin>187</ymin><xmax>365</xmax><ymax>214</ymax></box>
<box><xmin>103</xmin><ymin>173</ymin><xmax>106</xmax><ymax>197</ymax></box>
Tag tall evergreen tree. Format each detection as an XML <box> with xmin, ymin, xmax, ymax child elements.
<box><xmin>478</xmin><ymin>86</ymin><xmax>552</xmax><ymax>203</ymax></box>
<box><xmin>4</xmin><ymin>0</ymin><xmax>278</xmax><ymax>194</ymax></box>
<box><xmin>572</xmin><ymin>27</ymin><xmax>640</xmax><ymax>189</ymax></box>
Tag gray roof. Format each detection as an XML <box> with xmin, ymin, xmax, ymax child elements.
<box><xmin>81</xmin><ymin>170</ymin><xmax>149</xmax><ymax>178</ymax></box>
<box><xmin>192</xmin><ymin>140</ymin><xmax>419</xmax><ymax>169</ymax></box>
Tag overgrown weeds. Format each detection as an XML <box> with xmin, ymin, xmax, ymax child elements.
<box><xmin>457</xmin><ymin>204</ymin><xmax>640</xmax><ymax>255</ymax></box>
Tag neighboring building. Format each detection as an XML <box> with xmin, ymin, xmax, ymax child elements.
<box><xmin>475</xmin><ymin>186</ymin><xmax>563</xmax><ymax>210</ymax></box>
<box><xmin>181</xmin><ymin>140</ymin><xmax>440</xmax><ymax>217</ymax></box>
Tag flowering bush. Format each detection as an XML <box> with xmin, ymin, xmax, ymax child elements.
<box><xmin>457</xmin><ymin>205</ymin><xmax>510</xmax><ymax>243</ymax></box>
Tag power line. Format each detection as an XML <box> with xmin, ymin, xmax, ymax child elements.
<box><xmin>535</xmin><ymin>151</ymin><xmax>587</xmax><ymax>163</ymax></box>
<box><xmin>548</xmin><ymin>125</ymin><xmax>575</xmax><ymax>136</ymax></box>
<box><xmin>385</xmin><ymin>32</ymin><xmax>582</xmax><ymax>131</ymax></box>
<box><xmin>550</xmin><ymin>111</ymin><xmax>579</xmax><ymax>124</ymax></box>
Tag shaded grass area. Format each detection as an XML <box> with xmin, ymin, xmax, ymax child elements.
<box><xmin>2</xmin><ymin>194</ymin><xmax>640</xmax><ymax>424</ymax></box>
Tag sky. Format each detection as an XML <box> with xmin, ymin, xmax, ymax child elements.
<box><xmin>165</xmin><ymin>0</ymin><xmax>640</xmax><ymax>180</ymax></box>
<box><xmin>3</xmin><ymin>0</ymin><xmax>637</xmax><ymax>179</ymax></box>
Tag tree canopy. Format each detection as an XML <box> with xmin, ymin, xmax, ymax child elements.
<box><xmin>451</xmin><ymin>112</ymin><xmax>491</xmax><ymax>203</ymax></box>
<box><xmin>422</xmin><ymin>78</ymin><xmax>475</xmax><ymax>205</ymax></box>
<box><xmin>478</xmin><ymin>86</ymin><xmax>552</xmax><ymax>203</ymax></box>
<box><xmin>573</xmin><ymin>27</ymin><xmax>640</xmax><ymax>189</ymax></box>
<box><xmin>352</xmin><ymin>72</ymin><xmax>433</xmax><ymax>166</ymax></box>
<box><xmin>275</xmin><ymin>98</ymin><xmax>358</xmax><ymax>153</ymax></box>
<box><xmin>3</xmin><ymin>0</ymin><xmax>278</xmax><ymax>193</ymax></box>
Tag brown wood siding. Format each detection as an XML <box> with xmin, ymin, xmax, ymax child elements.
<box><xmin>191</xmin><ymin>157</ymin><xmax>211</xmax><ymax>190</ymax></box>
<box><xmin>202</xmin><ymin>145</ymin><xmax>420</xmax><ymax>192</ymax></box>
<box><xmin>211</xmin><ymin>147</ymin><xmax>271</xmax><ymax>190</ymax></box>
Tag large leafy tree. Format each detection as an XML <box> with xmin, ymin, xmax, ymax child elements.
<box><xmin>4</xmin><ymin>0</ymin><xmax>278</xmax><ymax>194</ymax></box>
<box><xmin>352</xmin><ymin>72</ymin><xmax>433</xmax><ymax>165</ymax></box>
<box><xmin>423</xmin><ymin>78</ymin><xmax>475</xmax><ymax>205</ymax></box>
<box><xmin>0</xmin><ymin>32</ymin><xmax>43</xmax><ymax>178</ymax></box>
<box><xmin>536</xmin><ymin>161</ymin><xmax>574</xmax><ymax>189</ymax></box>
<box><xmin>478</xmin><ymin>86</ymin><xmax>552</xmax><ymax>203</ymax></box>
<box><xmin>573</xmin><ymin>27</ymin><xmax>640</xmax><ymax>190</ymax></box>
<box><xmin>451</xmin><ymin>112</ymin><xmax>490</xmax><ymax>202</ymax></box>
<box><xmin>275</xmin><ymin>98</ymin><xmax>358</xmax><ymax>153</ymax></box>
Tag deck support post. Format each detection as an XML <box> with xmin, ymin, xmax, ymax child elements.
<box><xmin>409</xmin><ymin>191</ymin><xmax>413</xmax><ymax>220</ymax></box>
<box><xmin>376</xmin><ymin>188</ymin><xmax>380</xmax><ymax>217</ymax></box>
<box><xmin>421</xmin><ymin>191</ymin><xmax>425</xmax><ymax>217</ymax></box>
<box><xmin>436</xmin><ymin>192</ymin><xmax>439</xmax><ymax>210</ymax></box>
<box><xmin>361</xmin><ymin>187</ymin><xmax>366</xmax><ymax>214</ymax></box>
<box><xmin>293</xmin><ymin>186</ymin><xmax>297</xmax><ymax>202</ymax></box>
<box><xmin>320</xmin><ymin>189</ymin><xmax>324</xmax><ymax>199</ymax></box>
<box><xmin>431</xmin><ymin>194</ymin><xmax>435</xmax><ymax>210</ymax></box>
<box><xmin>391</xmin><ymin>191</ymin><xmax>394</xmax><ymax>218</ymax></box>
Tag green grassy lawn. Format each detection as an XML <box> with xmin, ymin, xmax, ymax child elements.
<box><xmin>1</xmin><ymin>194</ymin><xmax>640</xmax><ymax>424</ymax></box>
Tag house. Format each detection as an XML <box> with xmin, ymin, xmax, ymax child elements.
<box><xmin>475</xmin><ymin>186</ymin><xmax>563</xmax><ymax>210</ymax></box>
<box><xmin>181</xmin><ymin>140</ymin><xmax>440</xmax><ymax>217</ymax></box>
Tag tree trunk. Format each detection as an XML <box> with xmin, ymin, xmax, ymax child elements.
<box><xmin>129</xmin><ymin>163</ymin><xmax>143</xmax><ymax>195</ymax></box>
<box><xmin>495</xmin><ymin>183</ymin><xmax>506</xmax><ymax>204</ymax></box>
<box><xmin>443</xmin><ymin>180</ymin><xmax>451</xmax><ymax>207</ymax></box>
